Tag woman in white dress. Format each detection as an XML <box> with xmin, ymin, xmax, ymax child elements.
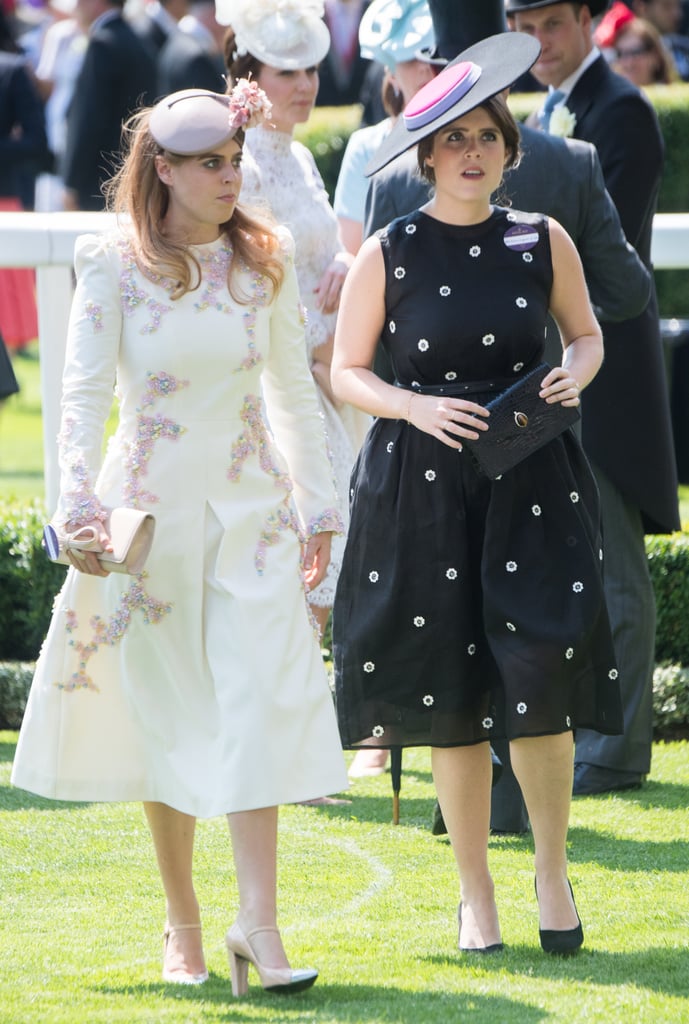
<box><xmin>11</xmin><ymin>82</ymin><xmax>348</xmax><ymax>996</ymax></box>
<box><xmin>217</xmin><ymin>0</ymin><xmax>370</xmax><ymax>635</ymax></box>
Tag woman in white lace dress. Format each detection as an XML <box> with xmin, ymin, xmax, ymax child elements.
<box><xmin>217</xmin><ymin>0</ymin><xmax>370</xmax><ymax>633</ymax></box>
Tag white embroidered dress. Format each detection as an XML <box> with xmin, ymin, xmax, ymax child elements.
<box><xmin>11</xmin><ymin>228</ymin><xmax>349</xmax><ymax>817</ymax></box>
<box><xmin>241</xmin><ymin>127</ymin><xmax>370</xmax><ymax>607</ymax></box>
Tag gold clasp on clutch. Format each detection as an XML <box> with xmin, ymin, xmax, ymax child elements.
<box><xmin>514</xmin><ymin>411</ymin><xmax>529</xmax><ymax>428</ymax></box>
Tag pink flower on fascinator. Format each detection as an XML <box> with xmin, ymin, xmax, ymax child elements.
<box><xmin>228</xmin><ymin>78</ymin><xmax>272</xmax><ymax>131</ymax></box>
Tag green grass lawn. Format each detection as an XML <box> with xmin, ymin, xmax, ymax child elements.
<box><xmin>1</xmin><ymin>736</ymin><xmax>688</xmax><ymax>1023</ymax></box>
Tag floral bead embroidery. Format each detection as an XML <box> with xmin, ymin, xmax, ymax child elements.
<box><xmin>418</xmin><ymin>339</ymin><xmax>429</xmax><ymax>352</ymax></box>
<box><xmin>227</xmin><ymin>394</ymin><xmax>292</xmax><ymax>493</ymax></box>
<box><xmin>413</xmin><ymin>616</ymin><xmax>425</xmax><ymax>627</ymax></box>
<box><xmin>572</xmin><ymin>581</ymin><xmax>584</xmax><ymax>593</ymax></box>
<box><xmin>423</xmin><ymin>694</ymin><xmax>434</xmax><ymax>707</ymax></box>
<box><xmin>523</xmin><ymin>252</ymin><xmax>533</xmax><ymax>263</ymax></box>
<box><xmin>140</xmin><ymin>370</ymin><xmax>189</xmax><ymax>409</ymax></box>
<box><xmin>307</xmin><ymin>508</ymin><xmax>344</xmax><ymax>536</ymax></box>
<box><xmin>482</xmin><ymin>334</ymin><xmax>495</xmax><ymax>346</ymax></box>
<box><xmin>369</xmin><ymin>571</ymin><xmax>379</xmax><ymax>582</ymax></box>
<box><xmin>506</xmin><ymin>561</ymin><xmax>517</xmax><ymax>572</ymax></box>
<box><xmin>425</xmin><ymin>470</ymin><xmax>436</xmax><ymax>481</ymax></box>
<box><xmin>532</xmin><ymin>504</ymin><xmax>542</xmax><ymax>516</ymax></box>
<box><xmin>482</xmin><ymin>716</ymin><xmax>494</xmax><ymax>729</ymax></box>
<box><xmin>255</xmin><ymin>499</ymin><xmax>301</xmax><ymax>575</ymax></box>
<box><xmin>513</xmin><ymin>362</ymin><xmax>524</xmax><ymax>372</ymax></box>
<box><xmin>57</xmin><ymin>417</ymin><xmax>109</xmax><ymax>527</ymax></box>
<box><xmin>372</xmin><ymin>724</ymin><xmax>384</xmax><ymax>736</ymax></box>
<box><xmin>469</xmin><ymin>246</ymin><xmax>481</xmax><ymax>258</ymax></box>
<box><xmin>194</xmin><ymin>244</ymin><xmax>234</xmax><ymax>314</ymax></box>
<box><xmin>445</xmin><ymin>371</ymin><xmax>457</xmax><ymax>381</ymax></box>
<box><xmin>365</xmin><ymin>663</ymin><xmax>376</xmax><ymax>674</ymax></box>
<box><xmin>506</xmin><ymin>622</ymin><xmax>516</xmax><ymax>632</ymax></box>
<box><xmin>515</xmin><ymin>297</ymin><xmax>527</xmax><ymax>308</ymax></box>
<box><xmin>394</xmin><ymin>266</ymin><xmax>406</xmax><ymax>279</ymax></box>
<box><xmin>405</xmin><ymin>223</ymin><xmax>416</xmax><ymax>235</ymax></box>
<box><xmin>84</xmin><ymin>300</ymin><xmax>104</xmax><ymax>332</ymax></box>
<box><xmin>55</xmin><ymin>576</ymin><xmax>172</xmax><ymax>692</ymax></box>
<box><xmin>117</xmin><ymin>238</ymin><xmax>173</xmax><ymax>334</ymax></box>
<box><xmin>467</xmin><ymin>644</ymin><xmax>476</xmax><ymax>655</ymax></box>
<box><xmin>236</xmin><ymin>262</ymin><xmax>271</xmax><ymax>373</ymax></box>
<box><xmin>446</xmin><ymin>568</ymin><xmax>457</xmax><ymax>580</ymax></box>
<box><xmin>566</xmin><ymin>647</ymin><xmax>574</xmax><ymax>660</ymax></box>
<box><xmin>609</xmin><ymin>669</ymin><xmax>618</xmax><ymax>680</ymax></box>
<box><xmin>439</xmin><ymin>285</ymin><xmax>451</xmax><ymax>297</ymax></box>
<box><xmin>517</xmin><ymin>701</ymin><xmax>527</xmax><ymax>714</ymax></box>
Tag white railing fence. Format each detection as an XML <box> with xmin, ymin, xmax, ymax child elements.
<box><xmin>1</xmin><ymin>209</ymin><xmax>689</xmax><ymax>511</ymax></box>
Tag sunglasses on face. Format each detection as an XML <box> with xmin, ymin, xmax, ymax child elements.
<box><xmin>616</xmin><ymin>45</ymin><xmax>653</xmax><ymax>59</ymax></box>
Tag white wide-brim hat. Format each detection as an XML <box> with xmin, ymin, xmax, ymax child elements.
<box><xmin>215</xmin><ymin>0</ymin><xmax>331</xmax><ymax>70</ymax></box>
<box><xmin>365</xmin><ymin>32</ymin><xmax>540</xmax><ymax>176</ymax></box>
<box><xmin>359</xmin><ymin>0</ymin><xmax>436</xmax><ymax>71</ymax></box>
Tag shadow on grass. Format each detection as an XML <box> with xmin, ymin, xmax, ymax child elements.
<box><xmin>0</xmin><ymin>739</ymin><xmax>17</xmax><ymax>763</ymax></box>
<box><xmin>567</xmin><ymin>823</ymin><xmax>689</xmax><ymax>872</ymax></box>
<box><xmin>425</xmin><ymin>944</ymin><xmax>688</xmax><ymax>998</ymax></box>
<box><xmin>96</xmin><ymin>979</ymin><xmax>549</xmax><ymax>1022</ymax></box>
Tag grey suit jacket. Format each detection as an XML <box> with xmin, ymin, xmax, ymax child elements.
<box><xmin>364</xmin><ymin>124</ymin><xmax>650</xmax><ymax>325</ymax></box>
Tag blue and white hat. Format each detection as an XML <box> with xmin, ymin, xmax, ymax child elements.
<box><xmin>358</xmin><ymin>0</ymin><xmax>437</xmax><ymax>71</ymax></box>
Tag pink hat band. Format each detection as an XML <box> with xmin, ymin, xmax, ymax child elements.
<box><xmin>403</xmin><ymin>61</ymin><xmax>482</xmax><ymax>130</ymax></box>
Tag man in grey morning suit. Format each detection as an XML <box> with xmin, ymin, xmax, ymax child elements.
<box><xmin>363</xmin><ymin>0</ymin><xmax>654</xmax><ymax>833</ymax></box>
<box><xmin>508</xmin><ymin>0</ymin><xmax>679</xmax><ymax>798</ymax></box>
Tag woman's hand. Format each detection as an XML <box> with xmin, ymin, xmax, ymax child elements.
<box><xmin>303</xmin><ymin>532</ymin><xmax>332</xmax><ymax>590</ymax></box>
<box><xmin>408</xmin><ymin>394</ymin><xmax>490</xmax><ymax>450</ymax></box>
<box><xmin>314</xmin><ymin>252</ymin><xmax>354</xmax><ymax>315</ymax></box>
<box><xmin>64</xmin><ymin>518</ymin><xmax>113</xmax><ymax>577</ymax></box>
<box><xmin>539</xmin><ymin>366</ymin><xmax>581</xmax><ymax>408</ymax></box>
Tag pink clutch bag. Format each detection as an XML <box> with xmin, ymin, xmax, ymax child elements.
<box><xmin>43</xmin><ymin>508</ymin><xmax>156</xmax><ymax>575</ymax></box>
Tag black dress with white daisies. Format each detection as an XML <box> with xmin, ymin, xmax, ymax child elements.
<box><xmin>333</xmin><ymin>207</ymin><xmax>623</xmax><ymax>749</ymax></box>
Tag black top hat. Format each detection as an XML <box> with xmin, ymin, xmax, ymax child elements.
<box><xmin>365</xmin><ymin>31</ymin><xmax>540</xmax><ymax>177</ymax></box>
<box><xmin>505</xmin><ymin>1</ymin><xmax>610</xmax><ymax>17</ymax></box>
<box><xmin>425</xmin><ymin>0</ymin><xmax>507</xmax><ymax>60</ymax></box>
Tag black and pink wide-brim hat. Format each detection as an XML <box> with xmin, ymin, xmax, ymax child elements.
<box><xmin>365</xmin><ymin>31</ymin><xmax>541</xmax><ymax>177</ymax></box>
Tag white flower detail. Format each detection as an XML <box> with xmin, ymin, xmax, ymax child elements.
<box><xmin>372</xmin><ymin>724</ymin><xmax>384</xmax><ymax>737</ymax></box>
<box><xmin>566</xmin><ymin>715</ymin><xmax>572</xmax><ymax>728</ymax></box>
<box><xmin>446</xmin><ymin>568</ymin><xmax>458</xmax><ymax>580</ymax></box>
<box><xmin>413</xmin><ymin>616</ymin><xmax>425</xmax><ymax>627</ymax></box>
<box><xmin>482</xmin><ymin>716</ymin><xmax>494</xmax><ymax>729</ymax></box>
<box><xmin>389</xmin><ymin>320</ymin><xmax>396</xmax><ymax>333</ymax></box>
<box><xmin>386</xmin><ymin>441</ymin><xmax>394</xmax><ymax>453</ymax></box>
<box><xmin>532</xmin><ymin>504</ymin><xmax>542</xmax><ymax>516</ymax></box>
<box><xmin>506</xmin><ymin>212</ymin><xmax>517</xmax><ymax>222</ymax></box>
<box><xmin>507</xmin><ymin>622</ymin><xmax>516</xmax><ymax>632</ymax></box>
<box><xmin>523</xmin><ymin>252</ymin><xmax>533</xmax><ymax>263</ymax></box>
<box><xmin>516</xmin><ymin>297</ymin><xmax>527</xmax><ymax>308</ymax></box>
<box><xmin>445</xmin><ymin>371</ymin><xmax>457</xmax><ymax>381</ymax></box>
<box><xmin>565</xmin><ymin>647</ymin><xmax>574</xmax><ymax>660</ymax></box>
<box><xmin>609</xmin><ymin>668</ymin><xmax>618</xmax><ymax>680</ymax></box>
<box><xmin>363</xmin><ymin>661</ymin><xmax>375</xmax><ymax>673</ymax></box>
<box><xmin>368</xmin><ymin>571</ymin><xmax>379</xmax><ymax>583</ymax></box>
<box><xmin>423</xmin><ymin>694</ymin><xmax>434</xmax><ymax>707</ymax></box>
<box><xmin>411</xmin><ymin>380</ymin><xmax>420</xmax><ymax>388</ymax></box>
<box><xmin>439</xmin><ymin>285</ymin><xmax>451</xmax><ymax>297</ymax></box>
<box><xmin>425</xmin><ymin>469</ymin><xmax>436</xmax><ymax>481</ymax></box>
<box><xmin>405</xmin><ymin>223</ymin><xmax>417</xmax><ymax>234</ymax></box>
<box><xmin>570</xmin><ymin>491</ymin><xmax>580</xmax><ymax>503</ymax></box>
<box><xmin>418</xmin><ymin>338</ymin><xmax>429</xmax><ymax>352</ymax></box>
<box><xmin>517</xmin><ymin>701</ymin><xmax>527</xmax><ymax>714</ymax></box>
<box><xmin>482</xmin><ymin>334</ymin><xmax>495</xmax><ymax>346</ymax></box>
<box><xmin>572</xmin><ymin>581</ymin><xmax>583</xmax><ymax>593</ymax></box>
<box><xmin>394</xmin><ymin>266</ymin><xmax>406</xmax><ymax>279</ymax></box>
<box><xmin>506</xmin><ymin>561</ymin><xmax>517</xmax><ymax>572</ymax></box>
<box><xmin>599</xmin><ymin>548</ymin><xmax>603</xmax><ymax>561</ymax></box>
<box><xmin>467</xmin><ymin>643</ymin><xmax>476</xmax><ymax>655</ymax></box>
<box><xmin>469</xmin><ymin>245</ymin><xmax>481</xmax><ymax>258</ymax></box>
<box><xmin>550</xmin><ymin>104</ymin><xmax>577</xmax><ymax>138</ymax></box>
<box><xmin>513</xmin><ymin>362</ymin><xmax>524</xmax><ymax>372</ymax></box>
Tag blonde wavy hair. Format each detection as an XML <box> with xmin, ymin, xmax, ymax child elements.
<box><xmin>105</xmin><ymin>106</ymin><xmax>284</xmax><ymax>303</ymax></box>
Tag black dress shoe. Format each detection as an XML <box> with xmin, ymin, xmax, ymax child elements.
<box><xmin>535</xmin><ymin>878</ymin><xmax>583</xmax><ymax>955</ymax></box>
<box><xmin>573</xmin><ymin>763</ymin><xmax>644</xmax><ymax>796</ymax></box>
<box><xmin>431</xmin><ymin>747</ymin><xmax>503</xmax><ymax>835</ymax></box>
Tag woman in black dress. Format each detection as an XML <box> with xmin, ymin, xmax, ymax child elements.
<box><xmin>331</xmin><ymin>34</ymin><xmax>622</xmax><ymax>956</ymax></box>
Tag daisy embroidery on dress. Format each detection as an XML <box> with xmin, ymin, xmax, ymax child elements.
<box><xmin>394</xmin><ymin>266</ymin><xmax>406</xmax><ymax>279</ymax></box>
<box><xmin>372</xmin><ymin>724</ymin><xmax>384</xmax><ymax>736</ymax></box>
<box><xmin>423</xmin><ymin>694</ymin><xmax>434</xmax><ymax>707</ymax></box>
<box><xmin>446</xmin><ymin>568</ymin><xmax>458</xmax><ymax>579</ymax></box>
<box><xmin>413</xmin><ymin>616</ymin><xmax>425</xmax><ymax>627</ymax></box>
<box><xmin>482</xmin><ymin>334</ymin><xmax>495</xmax><ymax>346</ymax></box>
<box><xmin>507</xmin><ymin>622</ymin><xmax>516</xmax><ymax>632</ymax></box>
<box><xmin>482</xmin><ymin>716</ymin><xmax>494</xmax><ymax>729</ymax></box>
<box><xmin>572</xmin><ymin>581</ymin><xmax>584</xmax><ymax>593</ymax></box>
<box><xmin>469</xmin><ymin>245</ymin><xmax>481</xmax><ymax>257</ymax></box>
<box><xmin>515</xmin><ymin>297</ymin><xmax>527</xmax><ymax>308</ymax></box>
<box><xmin>405</xmin><ymin>223</ymin><xmax>417</xmax><ymax>234</ymax></box>
<box><xmin>364</xmin><ymin>661</ymin><xmax>375</xmax><ymax>673</ymax></box>
<box><xmin>513</xmin><ymin>362</ymin><xmax>524</xmax><ymax>372</ymax></box>
<box><xmin>418</xmin><ymin>339</ymin><xmax>429</xmax><ymax>351</ymax></box>
<box><xmin>425</xmin><ymin>470</ymin><xmax>436</xmax><ymax>481</ymax></box>
<box><xmin>565</xmin><ymin>647</ymin><xmax>574</xmax><ymax>660</ymax></box>
<box><xmin>506</xmin><ymin>561</ymin><xmax>518</xmax><ymax>572</ymax></box>
<box><xmin>369</xmin><ymin>571</ymin><xmax>379</xmax><ymax>582</ymax></box>
<box><xmin>517</xmin><ymin>701</ymin><xmax>527</xmax><ymax>714</ymax></box>
<box><xmin>439</xmin><ymin>285</ymin><xmax>451</xmax><ymax>297</ymax></box>
<box><xmin>523</xmin><ymin>252</ymin><xmax>533</xmax><ymax>263</ymax></box>
<box><xmin>445</xmin><ymin>371</ymin><xmax>457</xmax><ymax>381</ymax></box>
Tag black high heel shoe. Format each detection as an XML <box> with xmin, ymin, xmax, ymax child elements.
<box><xmin>534</xmin><ymin>877</ymin><xmax>584</xmax><ymax>955</ymax></box>
<box><xmin>458</xmin><ymin>903</ymin><xmax>504</xmax><ymax>954</ymax></box>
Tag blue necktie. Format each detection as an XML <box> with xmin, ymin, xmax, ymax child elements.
<box><xmin>541</xmin><ymin>89</ymin><xmax>565</xmax><ymax>132</ymax></box>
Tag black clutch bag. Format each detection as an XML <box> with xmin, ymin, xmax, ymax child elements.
<box><xmin>462</xmin><ymin>363</ymin><xmax>580</xmax><ymax>479</ymax></box>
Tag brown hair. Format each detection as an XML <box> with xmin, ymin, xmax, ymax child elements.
<box><xmin>223</xmin><ymin>27</ymin><xmax>264</xmax><ymax>83</ymax></box>
<box><xmin>416</xmin><ymin>94</ymin><xmax>521</xmax><ymax>186</ymax></box>
<box><xmin>382</xmin><ymin>71</ymin><xmax>405</xmax><ymax>119</ymax></box>
<box><xmin>615</xmin><ymin>17</ymin><xmax>679</xmax><ymax>83</ymax></box>
<box><xmin>104</xmin><ymin>107</ymin><xmax>284</xmax><ymax>303</ymax></box>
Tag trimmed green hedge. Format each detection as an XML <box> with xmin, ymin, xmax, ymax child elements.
<box><xmin>0</xmin><ymin>499</ymin><xmax>66</xmax><ymax>662</ymax></box>
<box><xmin>300</xmin><ymin>87</ymin><xmax>689</xmax><ymax>317</ymax></box>
<box><xmin>0</xmin><ymin>500</ymin><xmax>688</xmax><ymax>732</ymax></box>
